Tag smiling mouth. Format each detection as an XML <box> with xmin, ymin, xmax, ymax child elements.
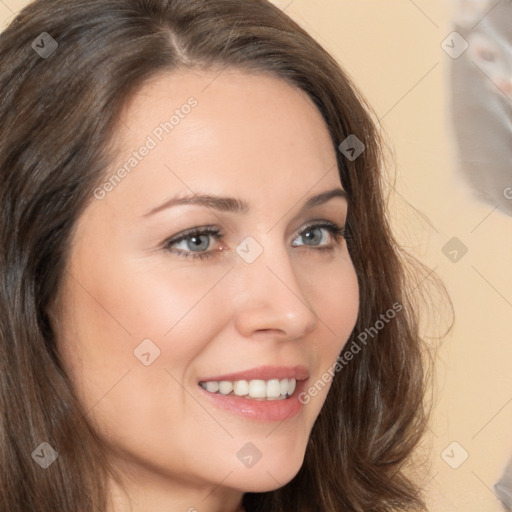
<box><xmin>198</xmin><ymin>377</ymin><xmax>297</xmax><ymax>401</ymax></box>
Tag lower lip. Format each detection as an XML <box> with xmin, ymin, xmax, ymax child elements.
<box><xmin>197</xmin><ymin>379</ymin><xmax>308</xmax><ymax>422</ymax></box>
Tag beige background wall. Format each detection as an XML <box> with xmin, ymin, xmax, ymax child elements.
<box><xmin>2</xmin><ymin>1</ymin><xmax>511</xmax><ymax>510</ymax></box>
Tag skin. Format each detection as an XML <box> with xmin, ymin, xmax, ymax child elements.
<box><xmin>51</xmin><ymin>68</ymin><xmax>360</xmax><ymax>512</ymax></box>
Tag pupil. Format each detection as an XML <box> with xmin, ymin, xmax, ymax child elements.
<box><xmin>189</xmin><ymin>235</ymin><xmax>208</xmax><ymax>251</ymax></box>
<box><xmin>305</xmin><ymin>228</ymin><xmax>321</xmax><ymax>245</ymax></box>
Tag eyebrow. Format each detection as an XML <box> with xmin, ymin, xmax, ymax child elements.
<box><xmin>142</xmin><ymin>187</ymin><xmax>348</xmax><ymax>218</ymax></box>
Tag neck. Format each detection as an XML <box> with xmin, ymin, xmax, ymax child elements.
<box><xmin>106</xmin><ymin>470</ymin><xmax>245</xmax><ymax>512</ymax></box>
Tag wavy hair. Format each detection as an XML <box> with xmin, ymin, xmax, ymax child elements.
<box><xmin>0</xmin><ymin>1</ymin><xmax>447</xmax><ymax>510</ymax></box>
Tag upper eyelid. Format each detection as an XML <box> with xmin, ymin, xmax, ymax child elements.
<box><xmin>168</xmin><ymin>218</ymin><xmax>344</xmax><ymax>240</ymax></box>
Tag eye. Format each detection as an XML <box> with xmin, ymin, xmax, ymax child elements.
<box><xmin>291</xmin><ymin>221</ymin><xmax>346</xmax><ymax>252</ymax></box>
<box><xmin>163</xmin><ymin>226</ymin><xmax>223</xmax><ymax>260</ymax></box>
<box><xmin>163</xmin><ymin>220</ymin><xmax>346</xmax><ymax>261</ymax></box>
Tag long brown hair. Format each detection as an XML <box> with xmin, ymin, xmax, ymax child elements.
<box><xmin>0</xmin><ymin>1</ymin><xmax>448</xmax><ymax>510</ymax></box>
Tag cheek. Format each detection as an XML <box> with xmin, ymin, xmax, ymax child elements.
<box><xmin>63</xmin><ymin>264</ymin><xmax>217</xmax><ymax>377</ymax></box>
<box><xmin>308</xmin><ymin>254</ymin><xmax>359</xmax><ymax>350</ymax></box>
<box><xmin>72</xmin><ymin>241</ymin><xmax>231</xmax><ymax>334</ymax></box>
<box><xmin>297</xmin><ymin>256</ymin><xmax>359</xmax><ymax>412</ymax></box>
<box><xmin>54</xmin><ymin>248</ymin><xmax>232</xmax><ymax>403</ymax></box>
<box><xmin>53</xmin><ymin>261</ymin><xmax>234</xmax><ymax>465</ymax></box>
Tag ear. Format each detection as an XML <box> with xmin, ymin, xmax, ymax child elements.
<box><xmin>452</xmin><ymin>0</ymin><xmax>491</xmax><ymax>27</ymax></box>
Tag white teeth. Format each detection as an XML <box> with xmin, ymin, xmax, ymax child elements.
<box><xmin>205</xmin><ymin>381</ymin><xmax>219</xmax><ymax>393</ymax></box>
<box><xmin>219</xmin><ymin>381</ymin><xmax>233</xmax><ymax>395</ymax></box>
<box><xmin>266</xmin><ymin>379</ymin><xmax>281</xmax><ymax>398</ymax></box>
<box><xmin>279</xmin><ymin>378</ymin><xmax>289</xmax><ymax>396</ymax></box>
<box><xmin>200</xmin><ymin>378</ymin><xmax>297</xmax><ymax>399</ymax></box>
<box><xmin>233</xmin><ymin>380</ymin><xmax>249</xmax><ymax>396</ymax></box>
<box><xmin>248</xmin><ymin>379</ymin><xmax>265</xmax><ymax>398</ymax></box>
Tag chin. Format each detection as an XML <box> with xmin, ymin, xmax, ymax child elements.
<box><xmin>234</xmin><ymin>457</ymin><xmax>304</xmax><ymax>493</ymax></box>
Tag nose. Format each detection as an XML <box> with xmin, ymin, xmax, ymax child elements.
<box><xmin>232</xmin><ymin>239</ymin><xmax>319</xmax><ymax>341</ymax></box>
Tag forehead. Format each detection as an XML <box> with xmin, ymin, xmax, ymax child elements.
<box><xmin>115</xmin><ymin>67</ymin><xmax>335</xmax><ymax>162</ymax></box>
<box><xmin>96</xmin><ymin>68</ymin><xmax>340</xmax><ymax>218</ymax></box>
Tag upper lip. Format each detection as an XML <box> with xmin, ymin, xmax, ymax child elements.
<box><xmin>198</xmin><ymin>365</ymin><xmax>309</xmax><ymax>383</ymax></box>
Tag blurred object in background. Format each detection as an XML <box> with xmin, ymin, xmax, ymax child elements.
<box><xmin>450</xmin><ymin>0</ymin><xmax>512</xmax><ymax>504</ymax></box>
<box><xmin>449</xmin><ymin>0</ymin><xmax>512</xmax><ymax>216</ymax></box>
<box><xmin>496</xmin><ymin>457</ymin><xmax>512</xmax><ymax>511</ymax></box>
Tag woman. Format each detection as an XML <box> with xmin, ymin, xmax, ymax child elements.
<box><xmin>0</xmin><ymin>1</ymin><xmax>441</xmax><ymax>510</ymax></box>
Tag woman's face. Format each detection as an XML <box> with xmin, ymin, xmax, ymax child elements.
<box><xmin>52</xmin><ymin>68</ymin><xmax>359</xmax><ymax>508</ymax></box>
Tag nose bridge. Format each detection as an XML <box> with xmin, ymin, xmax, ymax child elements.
<box><xmin>232</xmin><ymin>233</ymin><xmax>318</xmax><ymax>340</ymax></box>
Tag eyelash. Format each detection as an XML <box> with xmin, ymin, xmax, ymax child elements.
<box><xmin>163</xmin><ymin>220</ymin><xmax>347</xmax><ymax>261</ymax></box>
